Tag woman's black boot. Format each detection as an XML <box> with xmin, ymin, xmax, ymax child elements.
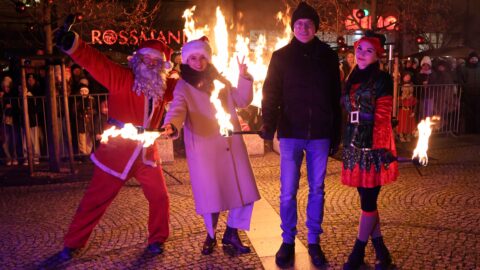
<box><xmin>222</xmin><ymin>226</ymin><xmax>251</xmax><ymax>254</ymax></box>
<box><xmin>372</xmin><ymin>236</ymin><xmax>392</xmax><ymax>270</ymax></box>
<box><xmin>201</xmin><ymin>233</ymin><xmax>216</xmax><ymax>255</ymax></box>
<box><xmin>343</xmin><ymin>239</ymin><xmax>367</xmax><ymax>270</ymax></box>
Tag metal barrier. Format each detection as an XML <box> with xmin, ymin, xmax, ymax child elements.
<box><xmin>394</xmin><ymin>84</ymin><xmax>461</xmax><ymax>135</ymax></box>
<box><xmin>1</xmin><ymin>93</ymin><xmax>109</xmax><ymax>163</ymax></box>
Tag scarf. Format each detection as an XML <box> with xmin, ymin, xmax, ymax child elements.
<box><xmin>347</xmin><ymin>62</ymin><xmax>380</xmax><ymax>85</ymax></box>
<box><xmin>180</xmin><ymin>64</ymin><xmax>220</xmax><ymax>93</ymax></box>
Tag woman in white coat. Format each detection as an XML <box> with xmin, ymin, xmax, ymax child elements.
<box><xmin>162</xmin><ymin>37</ymin><xmax>260</xmax><ymax>255</ymax></box>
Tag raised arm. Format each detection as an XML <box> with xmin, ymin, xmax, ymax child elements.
<box><xmin>63</xmin><ymin>33</ymin><xmax>132</xmax><ymax>94</ymax></box>
<box><xmin>231</xmin><ymin>74</ymin><xmax>254</xmax><ymax>108</ymax></box>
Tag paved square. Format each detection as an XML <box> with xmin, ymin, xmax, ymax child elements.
<box><xmin>1</xmin><ymin>135</ymin><xmax>479</xmax><ymax>269</ymax></box>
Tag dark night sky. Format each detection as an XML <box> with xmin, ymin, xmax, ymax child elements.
<box><xmin>0</xmin><ymin>0</ymin><xmax>478</xmax><ymax>57</ymax></box>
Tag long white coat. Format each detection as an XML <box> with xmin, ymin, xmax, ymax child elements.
<box><xmin>164</xmin><ymin>76</ymin><xmax>260</xmax><ymax>214</ymax></box>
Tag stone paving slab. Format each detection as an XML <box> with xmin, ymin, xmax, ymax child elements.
<box><xmin>0</xmin><ymin>135</ymin><xmax>479</xmax><ymax>269</ymax></box>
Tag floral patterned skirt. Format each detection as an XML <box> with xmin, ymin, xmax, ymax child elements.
<box><xmin>341</xmin><ymin>146</ymin><xmax>399</xmax><ymax>188</ymax></box>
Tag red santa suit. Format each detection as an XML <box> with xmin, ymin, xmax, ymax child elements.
<box><xmin>62</xmin><ymin>34</ymin><xmax>176</xmax><ymax>249</ymax></box>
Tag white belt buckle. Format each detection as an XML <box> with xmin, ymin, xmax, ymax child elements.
<box><xmin>350</xmin><ymin>111</ymin><xmax>359</xmax><ymax>124</ymax></box>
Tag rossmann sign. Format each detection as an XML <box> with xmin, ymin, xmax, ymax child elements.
<box><xmin>91</xmin><ymin>29</ymin><xmax>186</xmax><ymax>46</ymax></box>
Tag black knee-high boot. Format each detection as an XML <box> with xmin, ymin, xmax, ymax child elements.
<box><xmin>343</xmin><ymin>239</ymin><xmax>367</xmax><ymax>270</ymax></box>
<box><xmin>372</xmin><ymin>236</ymin><xmax>392</xmax><ymax>270</ymax></box>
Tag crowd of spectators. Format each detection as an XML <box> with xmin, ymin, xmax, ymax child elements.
<box><xmin>1</xmin><ymin>47</ymin><xmax>479</xmax><ymax>165</ymax></box>
<box><xmin>0</xmin><ymin>49</ymin><xmax>108</xmax><ymax>166</ymax></box>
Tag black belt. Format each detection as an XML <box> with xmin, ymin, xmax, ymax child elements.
<box><xmin>347</xmin><ymin>111</ymin><xmax>374</xmax><ymax>124</ymax></box>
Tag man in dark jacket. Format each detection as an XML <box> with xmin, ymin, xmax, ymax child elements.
<box><xmin>261</xmin><ymin>2</ymin><xmax>341</xmax><ymax>268</ymax></box>
<box><xmin>459</xmin><ymin>51</ymin><xmax>480</xmax><ymax>133</ymax></box>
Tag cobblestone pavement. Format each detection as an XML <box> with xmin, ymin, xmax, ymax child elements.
<box><xmin>1</xmin><ymin>135</ymin><xmax>479</xmax><ymax>269</ymax></box>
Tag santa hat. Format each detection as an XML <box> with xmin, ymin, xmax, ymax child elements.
<box><xmin>137</xmin><ymin>39</ymin><xmax>172</xmax><ymax>68</ymax></box>
<box><xmin>181</xmin><ymin>36</ymin><xmax>212</xmax><ymax>64</ymax></box>
<box><xmin>421</xmin><ymin>56</ymin><xmax>432</xmax><ymax>67</ymax></box>
<box><xmin>290</xmin><ymin>2</ymin><xmax>320</xmax><ymax>31</ymax></box>
<box><xmin>354</xmin><ymin>31</ymin><xmax>386</xmax><ymax>57</ymax></box>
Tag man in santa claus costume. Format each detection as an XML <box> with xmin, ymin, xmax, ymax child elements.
<box><xmin>56</xmin><ymin>29</ymin><xmax>176</xmax><ymax>259</ymax></box>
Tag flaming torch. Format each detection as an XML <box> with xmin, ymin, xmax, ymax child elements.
<box><xmin>210</xmin><ymin>81</ymin><xmax>234</xmax><ymax>137</ymax></box>
<box><xmin>411</xmin><ymin>116</ymin><xmax>437</xmax><ymax>166</ymax></box>
<box><xmin>100</xmin><ymin>118</ymin><xmax>165</xmax><ymax>147</ymax></box>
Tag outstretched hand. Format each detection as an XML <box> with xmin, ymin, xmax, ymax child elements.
<box><xmin>161</xmin><ymin>123</ymin><xmax>175</xmax><ymax>137</ymax></box>
<box><xmin>55</xmin><ymin>14</ymin><xmax>76</xmax><ymax>51</ymax></box>
<box><xmin>237</xmin><ymin>55</ymin><xmax>249</xmax><ymax>78</ymax></box>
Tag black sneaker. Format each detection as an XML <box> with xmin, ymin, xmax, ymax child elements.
<box><xmin>59</xmin><ymin>247</ymin><xmax>79</xmax><ymax>260</ymax></box>
<box><xmin>147</xmin><ymin>242</ymin><xmax>164</xmax><ymax>255</ymax></box>
<box><xmin>275</xmin><ymin>242</ymin><xmax>295</xmax><ymax>268</ymax></box>
<box><xmin>308</xmin><ymin>244</ymin><xmax>327</xmax><ymax>267</ymax></box>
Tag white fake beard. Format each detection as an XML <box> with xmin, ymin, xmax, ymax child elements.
<box><xmin>129</xmin><ymin>55</ymin><xmax>167</xmax><ymax>103</ymax></box>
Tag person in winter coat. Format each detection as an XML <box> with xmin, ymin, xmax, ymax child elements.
<box><xmin>402</xmin><ymin>58</ymin><xmax>418</xmax><ymax>83</ymax></box>
<box><xmin>429</xmin><ymin>60</ymin><xmax>456</xmax><ymax>126</ymax></box>
<box><xmin>1</xmin><ymin>76</ymin><xmax>21</xmax><ymax>166</ymax></box>
<box><xmin>162</xmin><ymin>36</ymin><xmax>260</xmax><ymax>256</ymax></box>
<box><xmin>459</xmin><ymin>51</ymin><xmax>480</xmax><ymax>133</ymax></box>
<box><xmin>341</xmin><ymin>32</ymin><xmax>399</xmax><ymax>270</ymax></box>
<box><xmin>415</xmin><ymin>56</ymin><xmax>437</xmax><ymax>119</ymax></box>
<box><xmin>76</xmin><ymin>85</ymin><xmax>97</xmax><ymax>157</ymax></box>
<box><xmin>261</xmin><ymin>2</ymin><xmax>342</xmax><ymax>268</ymax></box>
<box><xmin>341</xmin><ymin>51</ymin><xmax>356</xmax><ymax>82</ymax></box>
<box><xmin>21</xmin><ymin>73</ymin><xmax>42</xmax><ymax>165</ymax></box>
<box><xmin>56</xmin><ymin>29</ymin><xmax>176</xmax><ymax>259</ymax></box>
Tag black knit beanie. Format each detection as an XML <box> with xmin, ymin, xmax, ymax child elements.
<box><xmin>290</xmin><ymin>2</ymin><xmax>319</xmax><ymax>31</ymax></box>
<box><xmin>468</xmin><ymin>51</ymin><xmax>478</xmax><ymax>60</ymax></box>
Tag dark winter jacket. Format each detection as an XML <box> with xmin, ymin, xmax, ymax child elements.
<box><xmin>76</xmin><ymin>95</ymin><xmax>97</xmax><ymax>134</ymax></box>
<box><xmin>460</xmin><ymin>63</ymin><xmax>480</xmax><ymax>96</ymax></box>
<box><xmin>262</xmin><ymin>36</ymin><xmax>342</xmax><ymax>147</ymax></box>
<box><xmin>19</xmin><ymin>94</ymin><xmax>40</xmax><ymax>128</ymax></box>
<box><xmin>342</xmin><ymin>62</ymin><xmax>393</xmax><ymax>148</ymax></box>
<box><xmin>2</xmin><ymin>90</ymin><xmax>21</xmax><ymax>125</ymax></box>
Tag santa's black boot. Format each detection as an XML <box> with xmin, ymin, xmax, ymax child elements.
<box><xmin>372</xmin><ymin>236</ymin><xmax>392</xmax><ymax>270</ymax></box>
<box><xmin>343</xmin><ymin>239</ymin><xmax>367</xmax><ymax>270</ymax></box>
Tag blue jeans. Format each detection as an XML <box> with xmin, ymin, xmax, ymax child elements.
<box><xmin>279</xmin><ymin>138</ymin><xmax>330</xmax><ymax>244</ymax></box>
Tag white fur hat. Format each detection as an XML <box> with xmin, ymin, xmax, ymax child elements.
<box><xmin>181</xmin><ymin>36</ymin><xmax>212</xmax><ymax>64</ymax></box>
<box><xmin>421</xmin><ymin>56</ymin><xmax>432</xmax><ymax>67</ymax></box>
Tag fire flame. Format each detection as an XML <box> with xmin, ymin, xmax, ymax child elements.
<box><xmin>412</xmin><ymin>116</ymin><xmax>438</xmax><ymax>166</ymax></box>
<box><xmin>274</xmin><ymin>9</ymin><xmax>292</xmax><ymax>50</ymax></box>
<box><xmin>100</xmin><ymin>124</ymin><xmax>161</xmax><ymax>147</ymax></box>
<box><xmin>182</xmin><ymin>5</ymin><xmax>291</xmax><ymax>135</ymax></box>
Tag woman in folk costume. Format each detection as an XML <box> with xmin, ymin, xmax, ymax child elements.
<box><xmin>162</xmin><ymin>37</ymin><xmax>260</xmax><ymax>255</ymax></box>
<box><xmin>341</xmin><ymin>31</ymin><xmax>399</xmax><ymax>270</ymax></box>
